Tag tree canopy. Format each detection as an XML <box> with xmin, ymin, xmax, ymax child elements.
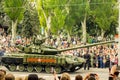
<box><xmin>0</xmin><ymin>0</ymin><xmax>118</xmax><ymax>42</ymax></box>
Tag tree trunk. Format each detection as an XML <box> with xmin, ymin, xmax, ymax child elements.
<box><xmin>11</xmin><ymin>20</ymin><xmax>18</xmax><ymax>44</ymax></box>
<box><xmin>81</xmin><ymin>15</ymin><xmax>87</xmax><ymax>44</ymax></box>
<box><xmin>67</xmin><ymin>31</ymin><xmax>71</xmax><ymax>43</ymax></box>
<box><xmin>46</xmin><ymin>15</ymin><xmax>51</xmax><ymax>37</ymax></box>
<box><xmin>44</xmin><ymin>15</ymin><xmax>51</xmax><ymax>37</ymax></box>
<box><xmin>101</xmin><ymin>29</ymin><xmax>105</xmax><ymax>40</ymax></box>
<box><xmin>41</xmin><ymin>6</ymin><xmax>51</xmax><ymax>37</ymax></box>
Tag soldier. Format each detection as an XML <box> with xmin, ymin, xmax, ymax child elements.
<box><xmin>83</xmin><ymin>50</ymin><xmax>91</xmax><ymax>70</ymax></box>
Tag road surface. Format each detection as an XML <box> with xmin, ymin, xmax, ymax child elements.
<box><xmin>0</xmin><ymin>66</ymin><xmax>110</xmax><ymax>80</ymax></box>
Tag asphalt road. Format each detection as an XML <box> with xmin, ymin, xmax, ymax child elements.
<box><xmin>0</xmin><ymin>66</ymin><xmax>110</xmax><ymax>80</ymax></box>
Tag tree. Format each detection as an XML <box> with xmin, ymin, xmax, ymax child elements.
<box><xmin>35</xmin><ymin>0</ymin><xmax>68</xmax><ymax>37</ymax></box>
<box><xmin>35</xmin><ymin>0</ymin><xmax>52</xmax><ymax>37</ymax></box>
<box><xmin>3</xmin><ymin>0</ymin><xmax>27</xmax><ymax>43</ymax></box>
<box><xmin>86</xmin><ymin>15</ymin><xmax>101</xmax><ymax>37</ymax></box>
<box><xmin>22</xmin><ymin>3</ymin><xmax>40</xmax><ymax>38</ymax></box>
<box><xmin>66</xmin><ymin>0</ymin><xmax>90</xmax><ymax>43</ymax></box>
<box><xmin>0</xmin><ymin>0</ymin><xmax>4</xmax><ymax>25</ymax></box>
<box><xmin>90</xmin><ymin>0</ymin><xmax>118</xmax><ymax>39</ymax></box>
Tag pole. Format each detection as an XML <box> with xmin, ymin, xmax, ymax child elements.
<box><xmin>118</xmin><ymin>0</ymin><xmax>120</xmax><ymax>65</ymax></box>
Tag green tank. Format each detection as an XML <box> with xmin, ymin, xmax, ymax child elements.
<box><xmin>1</xmin><ymin>37</ymin><xmax>115</xmax><ymax>73</ymax></box>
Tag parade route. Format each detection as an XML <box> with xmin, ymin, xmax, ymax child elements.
<box><xmin>0</xmin><ymin>66</ymin><xmax>110</xmax><ymax>80</ymax></box>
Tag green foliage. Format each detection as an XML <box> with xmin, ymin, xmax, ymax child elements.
<box><xmin>64</xmin><ymin>0</ymin><xmax>90</xmax><ymax>37</ymax></box>
<box><xmin>68</xmin><ymin>0</ymin><xmax>90</xmax><ymax>22</ymax></box>
<box><xmin>3</xmin><ymin>0</ymin><xmax>27</xmax><ymax>43</ymax></box>
<box><xmin>90</xmin><ymin>0</ymin><xmax>118</xmax><ymax>37</ymax></box>
<box><xmin>1</xmin><ymin>0</ymin><xmax>118</xmax><ymax>40</ymax></box>
<box><xmin>51</xmin><ymin>5</ymin><xmax>67</xmax><ymax>35</ymax></box>
<box><xmin>0</xmin><ymin>0</ymin><xmax>4</xmax><ymax>24</ymax></box>
<box><xmin>86</xmin><ymin>15</ymin><xmax>101</xmax><ymax>36</ymax></box>
<box><xmin>0</xmin><ymin>0</ymin><xmax>4</xmax><ymax>25</ymax></box>
<box><xmin>22</xmin><ymin>7</ymin><xmax>40</xmax><ymax>38</ymax></box>
<box><xmin>3</xmin><ymin>0</ymin><xmax>27</xmax><ymax>22</ymax></box>
<box><xmin>35</xmin><ymin>0</ymin><xmax>68</xmax><ymax>36</ymax></box>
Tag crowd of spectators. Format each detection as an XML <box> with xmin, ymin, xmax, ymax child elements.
<box><xmin>0</xmin><ymin>27</ymin><xmax>119</xmax><ymax>68</ymax></box>
<box><xmin>0</xmin><ymin>65</ymin><xmax>119</xmax><ymax>80</ymax></box>
<box><xmin>0</xmin><ymin>27</ymin><xmax>119</xmax><ymax>80</ymax></box>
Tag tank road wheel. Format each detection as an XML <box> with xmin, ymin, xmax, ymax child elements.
<box><xmin>27</xmin><ymin>65</ymin><xmax>34</xmax><ymax>72</ymax></box>
<box><xmin>35</xmin><ymin>65</ymin><xmax>42</xmax><ymax>73</ymax></box>
<box><xmin>54</xmin><ymin>66</ymin><xmax>62</xmax><ymax>74</ymax></box>
<box><xmin>45</xmin><ymin>66</ymin><xmax>53</xmax><ymax>73</ymax></box>
<box><xmin>18</xmin><ymin>64</ymin><xmax>25</xmax><ymax>72</ymax></box>
<box><xmin>9</xmin><ymin>64</ymin><xmax>16</xmax><ymax>71</ymax></box>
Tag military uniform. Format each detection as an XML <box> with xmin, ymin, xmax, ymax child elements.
<box><xmin>83</xmin><ymin>53</ymin><xmax>91</xmax><ymax>70</ymax></box>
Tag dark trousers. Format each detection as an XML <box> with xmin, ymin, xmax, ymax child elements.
<box><xmin>84</xmin><ymin>62</ymin><xmax>90</xmax><ymax>70</ymax></box>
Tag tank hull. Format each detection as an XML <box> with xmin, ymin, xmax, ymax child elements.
<box><xmin>1</xmin><ymin>53</ymin><xmax>85</xmax><ymax>73</ymax></box>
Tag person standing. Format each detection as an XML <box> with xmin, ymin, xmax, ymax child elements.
<box><xmin>109</xmin><ymin>54</ymin><xmax>115</xmax><ymax>72</ymax></box>
<box><xmin>83</xmin><ymin>50</ymin><xmax>91</xmax><ymax>70</ymax></box>
<box><xmin>0</xmin><ymin>47</ymin><xmax>6</xmax><ymax>66</ymax></box>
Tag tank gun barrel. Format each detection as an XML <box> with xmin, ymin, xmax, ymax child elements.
<box><xmin>16</xmin><ymin>40</ymin><xmax>116</xmax><ymax>55</ymax></box>
<box><xmin>58</xmin><ymin>40</ymin><xmax>116</xmax><ymax>52</ymax></box>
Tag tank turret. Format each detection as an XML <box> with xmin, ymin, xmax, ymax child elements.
<box><xmin>16</xmin><ymin>36</ymin><xmax>58</xmax><ymax>55</ymax></box>
<box><xmin>32</xmin><ymin>35</ymin><xmax>47</xmax><ymax>45</ymax></box>
<box><xmin>1</xmin><ymin>38</ymin><xmax>116</xmax><ymax>73</ymax></box>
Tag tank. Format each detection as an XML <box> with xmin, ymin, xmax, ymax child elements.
<box><xmin>1</xmin><ymin>37</ymin><xmax>115</xmax><ymax>73</ymax></box>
